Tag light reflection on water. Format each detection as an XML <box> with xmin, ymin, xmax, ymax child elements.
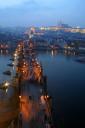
<box><xmin>0</xmin><ymin>51</ymin><xmax>85</xmax><ymax>127</ymax></box>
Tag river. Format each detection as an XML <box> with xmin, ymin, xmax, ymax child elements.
<box><xmin>0</xmin><ymin>50</ymin><xmax>85</xmax><ymax>128</ymax></box>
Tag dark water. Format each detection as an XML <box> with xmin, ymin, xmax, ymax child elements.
<box><xmin>0</xmin><ymin>51</ymin><xmax>85</xmax><ymax>128</ymax></box>
<box><xmin>0</xmin><ymin>54</ymin><xmax>11</xmax><ymax>83</ymax></box>
<box><xmin>37</xmin><ymin>51</ymin><xmax>85</xmax><ymax>128</ymax></box>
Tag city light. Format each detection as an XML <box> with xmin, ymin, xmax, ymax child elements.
<box><xmin>4</xmin><ymin>81</ymin><xmax>10</xmax><ymax>87</ymax></box>
<box><xmin>14</xmin><ymin>53</ymin><xmax>17</xmax><ymax>57</ymax></box>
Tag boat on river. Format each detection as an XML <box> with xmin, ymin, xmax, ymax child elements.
<box><xmin>7</xmin><ymin>63</ymin><xmax>14</xmax><ymax>67</ymax></box>
<box><xmin>3</xmin><ymin>70</ymin><xmax>11</xmax><ymax>75</ymax></box>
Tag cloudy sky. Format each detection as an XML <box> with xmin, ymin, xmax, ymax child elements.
<box><xmin>0</xmin><ymin>0</ymin><xmax>85</xmax><ymax>27</ymax></box>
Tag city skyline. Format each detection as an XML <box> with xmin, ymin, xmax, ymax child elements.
<box><xmin>0</xmin><ymin>0</ymin><xmax>85</xmax><ymax>27</ymax></box>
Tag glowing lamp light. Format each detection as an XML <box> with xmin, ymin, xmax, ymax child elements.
<box><xmin>19</xmin><ymin>95</ymin><xmax>21</xmax><ymax>99</ymax></box>
<box><xmin>1</xmin><ymin>81</ymin><xmax>10</xmax><ymax>93</ymax></box>
<box><xmin>44</xmin><ymin>95</ymin><xmax>49</xmax><ymax>100</ymax></box>
<box><xmin>47</xmin><ymin>95</ymin><xmax>49</xmax><ymax>99</ymax></box>
<box><xmin>14</xmin><ymin>53</ymin><xmax>17</xmax><ymax>57</ymax></box>
<box><xmin>4</xmin><ymin>81</ymin><xmax>10</xmax><ymax>87</ymax></box>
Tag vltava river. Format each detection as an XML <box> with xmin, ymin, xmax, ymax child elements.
<box><xmin>0</xmin><ymin>51</ymin><xmax>85</xmax><ymax>128</ymax></box>
<box><xmin>38</xmin><ymin>51</ymin><xmax>85</xmax><ymax>128</ymax></box>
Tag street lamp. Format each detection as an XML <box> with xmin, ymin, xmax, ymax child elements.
<box><xmin>0</xmin><ymin>81</ymin><xmax>10</xmax><ymax>93</ymax></box>
<box><xmin>4</xmin><ymin>81</ymin><xmax>10</xmax><ymax>88</ymax></box>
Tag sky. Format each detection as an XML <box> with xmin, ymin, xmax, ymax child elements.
<box><xmin>0</xmin><ymin>0</ymin><xmax>85</xmax><ymax>27</ymax></box>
